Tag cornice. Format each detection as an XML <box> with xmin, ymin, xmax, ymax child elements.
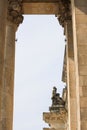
<box><xmin>43</xmin><ymin>109</ymin><xmax>67</xmax><ymax>124</ymax></box>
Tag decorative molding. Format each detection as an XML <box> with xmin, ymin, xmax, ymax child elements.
<box><xmin>7</xmin><ymin>0</ymin><xmax>24</xmax><ymax>26</ymax></box>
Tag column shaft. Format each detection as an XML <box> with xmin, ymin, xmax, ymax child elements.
<box><xmin>66</xmin><ymin>21</ymin><xmax>77</xmax><ymax>130</ymax></box>
<box><xmin>0</xmin><ymin>0</ymin><xmax>24</xmax><ymax>129</ymax></box>
<box><xmin>0</xmin><ymin>0</ymin><xmax>7</xmax><ymax>128</ymax></box>
<box><xmin>2</xmin><ymin>21</ymin><xmax>16</xmax><ymax>130</ymax></box>
<box><xmin>71</xmin><ymin>0</ymin><xmax>87</xmax><ymax>129</ymax></box>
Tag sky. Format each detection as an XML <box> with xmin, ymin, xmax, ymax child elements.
<box><xmin>13</xmin><ymin>15</ymin><xmax>65</xmax><ymax>130</ymax></box>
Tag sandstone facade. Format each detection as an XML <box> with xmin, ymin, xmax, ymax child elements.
<box><xmin>0</xmin><ymin>0</ymin><xmax>87</xmax><ymax>130</ymax></box>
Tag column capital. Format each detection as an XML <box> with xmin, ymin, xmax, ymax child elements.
<box><xmin>7</xmin><ymin>0</ymin><xmax>24</xmax><ymax>26</ymax></box>
<box><xmin>56</xmin><ymin>0</ymin><xmax>71</xmax><ymax>27</ymax></box>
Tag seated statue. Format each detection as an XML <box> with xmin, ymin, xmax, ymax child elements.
<box><xmin>51</xmin><ymin>87</ymin><xmax>65</xmax><ymax>106</ymax></box>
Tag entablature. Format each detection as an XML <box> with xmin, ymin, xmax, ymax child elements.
<box><xmin>8</xmin><ymin>0</ymin><xmax>71</xmax><ymax>28</ymax></box>
<box><xmin>22</xmin><ymin>2</ymin><xmax>59</xmax><ymax>14</ymax></box>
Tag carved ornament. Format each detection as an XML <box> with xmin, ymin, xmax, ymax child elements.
<box><xmin>8</xmin><ymin>0</ymin><xmax>24</xmax><ymax>26</ymax></box>
<box><xmin>56</xmin><ymin>0</ymin><xmax>71</xmax><ymax>27</ymax></box>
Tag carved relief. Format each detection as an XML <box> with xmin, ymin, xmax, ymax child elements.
<box><xmin>43</xmin><ymin>109</ymin><xmax>67</xmax><ymax>123</ymax></box>
<box><xmin>8</xmin><ymin>0</ymin><xmax>24</xmax><ymax>26</ymax></box>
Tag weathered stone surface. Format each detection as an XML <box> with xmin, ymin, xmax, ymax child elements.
<box><xmin>80</xmin><ymin>97</ymin><xmax>87</xmax><ymax>108</ymax></box>
<box><xmin>75</xmin><ymin>0</ymin><xmax>87</xmax><ymax>6</ymax></box>
<box><xmin>81</xmin><ymin>121</ymin><xmax>87</xmax><ymax>130</ymax></box>
<box><xmin>23</xmin><ymin>0</ymin><xmax>60</xmax><ymax>2</ymax></box>
<box><xmin>81</xmin><ymin>108</ymin><xmax>87</xmax><ymax>120</ymax></box>
<box><xmin>23</xmin><ymin>3</ymin><xmax>59</xmax><ymax>14</ymax></box>
<box><xmin>79</xmin><ymin>66</ymin><xmax>87</xmax><ymax>76</ymax></box>
<box><xmin>3</xmin><ymin>21</ymin><xmax>16</xmax><ymax>130</ymax></box>
<box><xmin>43</xmin><ymin>111</ymin><xmax>67</xmax><ymax>123</ymax></box>
<box><xmin>0</xmin><ymin>1</ymin><xmax>87</xmax><ymax>130</ymax></box>
<box><xmin>0</xmin><ymin>0</ymin><xmax>7</xmax><ymax>130</ymax></box>
<box><xmin>76</xmin><ymin>14</ymin><xmax>87</xmax><ymax>24</ymax></box>
<box><xmin>77</xmin><ymin>24</ymin><xmax>87</xmax><ymax>34</ymax></box>
<box><xmin>79</xmin><ymin>76</ymin><xmax>87</xmax><ymax>88</ymax></box>
<box><xmin>78</xmin><ymin>55</ymin><xmax>87</xmax><ymax>65</ymax></box>
<box><xmin>43</xmin><ymin>110</ymin><xmax>67</xmax><ymax>130</ymax></box>
<box><xmin>0</xmin><ymin>1</ymin><xmax>24</xmax><ymax>130</ymax></box>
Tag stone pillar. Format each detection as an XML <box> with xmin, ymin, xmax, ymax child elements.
<box><xmin>71</xmin><ymin>0</ymin><xmax>87</xmax><ymax>130</ymax></box>
<box><xmin>1</xmin><ymin>1</ymin><xmax>23</xmax><ymax>130</ymax></box>
<box><xmin>3</xmin><ymin>20</ymin><xmax>16</xmax><ymax>130</ymax></box>
<box><xmin>66</xmin><ymin>20</ymin><xmax>77</xmax><ymax>130</ymax></box>
<box><xmin>0</xmin><ymin>0</ymin><xmax>7</xmax><ymax>129</ymax></box>
<box><xmin>56</xmin><ymin>1</ymin><xmax>77</xmax><ymax>130</ymax></box>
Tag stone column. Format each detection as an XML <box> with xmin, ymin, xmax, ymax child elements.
<box><xmin>56</xmin><ymin>1</ymin><xmax>77</xmax><ymax>130</ymax></box>
<box><xmin>1</xmin><ymin>1</ymin><xmax>23</xmax><ymax>130</ymax></box>
<box><xmin>71</xmin><ymin>0</ymin><xmax>87</xmax><ymax>130</ymax></box>
<box><xmin>66</xmin><ymin>20</ymin><xmax>77</xmax><ymax>130</ymax></box>
<box><xmin>0</xmin><ymin>0</ymin><xmax>7</xmax><ymax>129</ymax></box>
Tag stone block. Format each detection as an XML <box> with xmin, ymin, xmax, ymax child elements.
<box><xmin>76</xmin><ymin>14</ymin><xmax>87</xmax><ymax>24</ymax></box>
<box><xmin>82</xmin><ymin>86</ymin><xmax>87</xmax><ymax>96</ymax></box>
<box><xmin>79</xmin><ymin>76</ymin><xmax>87</xmax><ymax>86</ymax></box>
<box><xmin>77</xmin><ymin>33</ymin><xmax>87</xmax><ymax>43</ymax></box>
<box><xmin>81</xmin><ymin>121</ymin><xmax>87</xmax><ymax>130</ymax></box>
<box><xmin>80</xmin><ymin>86</ymin><xmax>87</xmax><ymax>97</ymax></box>
<box><xmin>77</xmin><ymin>24</ymin><xmax>87</xmax><ymax>35</ymax></box>
<box><xmin>80</xmin><ymin>97</ymin><xmax>87</xmax><ymax>107</ymax></box>
<box><xmin>78</xmin><ymin>55</ymin><xmax>87</xmax><ymax>65</ymax></box>
<box><xmin>78</xmin><ymin>46</ymin><xmax>87</xmax><ymax>55</ymax></box>
<box><xmin>81</xmin><ymin>108</ymin><xmax>87</xmax><ymax>120</ymax></box>
<box><xmin>79</xmin><ymin>66</ymin><xmax>87</xmax><ymax>76</ymax></box>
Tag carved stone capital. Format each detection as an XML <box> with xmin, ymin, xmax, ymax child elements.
<box><xmin>7</xmin><ymin>0</ymin><xmax>24</xmax><ymax>26</ymax></box>
<box><xmin>56</xmin><ymin>0</ymin><xmax>71</xmax><ymax>27</ymax></box>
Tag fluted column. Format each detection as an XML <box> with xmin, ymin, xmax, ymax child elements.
<box><xmin>1</xmin><ymin>1</ymin><xmax>23</xmax><ymax>130</ymax></box>
<box><xmin>0</xmin><ymin>0</ymin><xmax>7</xmax><ymax>129</ymax></box>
